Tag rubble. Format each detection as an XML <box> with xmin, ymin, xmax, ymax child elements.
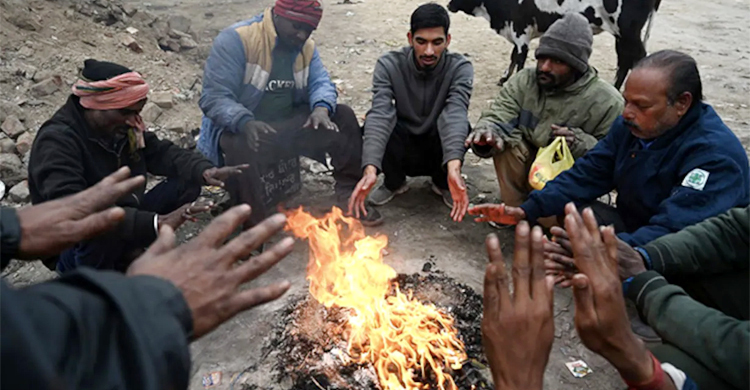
<box><xmin>8</xmin><ymin>181</ymin><xmax>30</xmax><ymax>203</ymax></box>
<box><xmin>140</xmin><ymin>102</ymin><xmax>163</xmax><ymax>123</ymax></box>
<box><xmin>150</xmin><ymin>92</ymin><xmax>174</xmax><ymax>109</ymax></box>
<box><xmin>6</xmin><ymin>13</ymin><xmax>42</xmax><ymax>31</ymax></box>
<box><xmin>0</xmin><ymin>153</ymin><xmax>27</xmax><ymax>187</ymax></box>
<box><xmin>119</xmin><ymin>34</ymin><xmax>143</xmax><ymax>53</ymax></box>
<box><xmin>168</xmin><ymin>15</ymin><xmax>192</xmax><ymax>33</ymax></box>
<box><xmin>0</xmin><ymin>138</ymin><xmax>16</xmax><ymax>154</ymax></box>
<box><xmin>1</xmin><ymin>115</ymin><xmax>26</xmax><ymax>138</ymax></box>
<box><xmin>30</xmin><ymin>76</ymin><xmax>63</xmax><ymax>97</ymax></box>
<box><xmin>178</xmin><ymin>36</ymin><xmax>198</xmax><ymax>50</ymax></box>
<box><xmin>15</xmin><ymin>132</ymin><xmax>35</xmax><ymax>156</ymax></box>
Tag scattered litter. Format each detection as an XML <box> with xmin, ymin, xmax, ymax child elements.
<box><xmin>126</xmin><ymin>26</ymin><xmax>139</xmax><ymax>35</ymax></box>
<box><xmin>202</xmin><ymin>371</ymin><xmax>222</xmax><ymax>388</ymax></box>
<box><xmin>565</xmin><ymin>360</ymin><xmax>593</xmax><ymax>378</ymax></box>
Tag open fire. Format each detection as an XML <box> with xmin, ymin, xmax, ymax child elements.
<box><xmin>285</xmin><ymin>207</ymin><xmax>468</xmax><ymax>390</ymax></box>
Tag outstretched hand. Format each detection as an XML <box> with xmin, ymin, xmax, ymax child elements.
<box><xmin>304</xmin><ymin>106</ymin><xmax>338</xmax><ymax>132</ymax></box>
<box><xmin>203</xmin><ymin>165</ymin><xmax>249</xmax><ymax>187</ymax></box>
<box><xmin>468</xmin><ymin>203</ymin><xmax>526</xmax><ymax>225</ymax></box>
<box><xmin>482</xmin><ymin>223</ymin><xmax>555</xmax><ymax>390</ymax></box>
<box><xmin>128</xmin><ymin>206</ymin><xmax>293</xmax><ymax>339</ymax></box>
<box><xmin>348</xmin><ymin>166</ymin><xmax>377</xmax><ymax>218</ymax></box>
<box><xmin>15</xmin><ymin>167</ymin><xmax>145</xmax><ymax>259</ymax></box>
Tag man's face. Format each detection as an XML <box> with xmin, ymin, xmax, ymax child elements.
<box><xmin>90</xmin><ymin>99</ymin><xmax>147</xmax><ymax>137</ymax></box>
<box><xmin>535</xmin><ymin>56</ymin><xmax>576</xmax><ymax>90</ymax></box>
<box><xmin>408</xmin><ymin>27</ymin><xmax>450</xmax><ymax>69</ymax></box>
<box><xmin>273</xmin><ymin>14</ymin><xmax>314</xmax><ymax>49</ymax></box>
<box><xmin>622</xmin><ymin>68</ymin><xmax>690</xmax><ymax>140</ymax></box>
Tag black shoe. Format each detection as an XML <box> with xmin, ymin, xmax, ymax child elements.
<box><xmin>356</xmin><ymin>205</ymin><xmax>384</xmax><ymax>227</ymax></box>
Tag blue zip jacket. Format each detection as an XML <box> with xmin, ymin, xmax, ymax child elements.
<box><xmin>521</xmin><ymin>103</ymin><xmax>750</xmax><ymax>246</ymax></box>
<box><xmin>197</xmin><ymin>9</ymin><xmax>337</xmax><ymax>166</ymax></box>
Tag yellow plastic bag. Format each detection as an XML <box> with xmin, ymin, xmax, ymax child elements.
<box><xmin>528</xmin><ymin>136</ymin><xmax>575</xmax><ymax>190</ymax></box>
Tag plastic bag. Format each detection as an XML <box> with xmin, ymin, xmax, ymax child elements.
<box><xmin>528</xmin><ymin>136</ymin><xmax>575</xmax><ymax>190</ymax></box>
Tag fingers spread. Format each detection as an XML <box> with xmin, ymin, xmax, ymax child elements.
<box><xmin>67</xmin><ymin>207</ymin><xmax>127</xmax><ymax>243</ymax></box>
<box><xmin>220</xmin><ymin>213</ymin><xmax>287</xmax><ymax>263</ymax></box>
<box><xmin>234</xmin><ymin>237</ymin><xmax>294</xmax><ymax>283</ymax></box>
<box><xmin>194</xmin><ymin>205</ymin><xmax>252</xmax><ymax>248</ymax></box>
<box><xmin>225</xmin><ymin>281</ymin><xmax>292</xmax><ymax>320</ymax></box>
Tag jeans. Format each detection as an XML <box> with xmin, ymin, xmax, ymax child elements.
<box><xmin>57</xmin><ymin>178</ymin><xmax>201</xmax><ymax>273</ymax></box>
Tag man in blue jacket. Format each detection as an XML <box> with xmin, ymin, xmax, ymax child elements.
<box><xmin>198</xmin><ymin>0</ymin><xmax>382</xmax><ymax>227</ymax></box>
<box><xmin>468</xmin><ymin>50</ymin><xmax>750</xmax><ymax>247</ymax></box>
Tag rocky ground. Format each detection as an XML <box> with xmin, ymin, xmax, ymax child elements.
<box><xmin>1</xmin><ymin>0</ymin><xmax>749</xmax><ymax>389</ymax></box>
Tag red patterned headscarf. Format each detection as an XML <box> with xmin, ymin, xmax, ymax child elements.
<box><xmin>273</xmin><ymin>0</ymin><xmax>323</xmax><ymax>29</ymax></box>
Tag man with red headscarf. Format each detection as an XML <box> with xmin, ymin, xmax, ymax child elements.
<box><xmin>28</xmin><ymin>59</ymin><xmax>245</xmax><ymax>273</ymax></box>
<box><xmin>198</xmin><ymin>0</ymin><xmax>383</xmax><ymax>227</ymax></box>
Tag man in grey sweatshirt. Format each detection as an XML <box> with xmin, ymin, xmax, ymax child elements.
<box><xmin>347</xmin><ymin>3</ymin><xmax>474</xmax><ymax>223</ymax></box>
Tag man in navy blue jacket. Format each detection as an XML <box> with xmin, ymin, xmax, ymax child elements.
<box><xmin>469</xmin><ymin>50</ymin><xmax>749</xmax><ymax>247</ymax></box>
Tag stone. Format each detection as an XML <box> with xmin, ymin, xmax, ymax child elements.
<box><xmin>119</xmin><ymin>34</ymin><xmax>142</xmax><ymax>53</ymax></box>
<box><xmin>165</xmin><ymin>122</ymin><xmax>186</xmax><ymax>133</ymax></box>
<box><xmin>126</xmin><ymin>26</ymin><xmax>139</xmax><ymax>35</ymax></box>
<box><xmin>8</xmin><ymin>180</ymin><xmax>30</xmax><ymax>203</ymax></box>
<box><xmin>30</xmin><ymin>76</ymin><xmax>62</xmax><ymax>97</ymax></box>
<box><xmin>16</xmin><ymin>46</ymin><xmax>34</xmax><ymax>57</ymax></box>
<box><xmin>131</xmin><ymin>9</ymin><xmax>156</xmax><ymax>25</ymax></box>
<box><xmin>15</xmin><ymin>131</ymin><xmax>34</xmax><ymax>155</ymax></box>
<box><xmin>168</xmin><ymin>15</ymin><xmax>191</xmax><ymax>33</ymax></box>
<box><xmin>179</xmin><ymin>36</ymin><xmax>198</xmax><ymax>50</ymax></box>
<box><xmin>0</xmin><ymin>138</ymin><xmax>15</xmax><ymax>153</ymax></box>
<box><xmin>151</xmin><ymin>92</ymin><xmax>174</xmax><ymax>109</ymax></box>
<box><xmin>150</xmin><ymin>18</ymin><xmax>170</xmax><ymax>37</ymax></box>
<box><xmin>168</xmin><ymin>29</ymin><xmax>191</xmax><ymax>39</ymax></box>
<box><xmin>32</xmin><ymin>70</ymin><xmax>56</xmax><ymax>83</ymax></box>
<box><xmin>0</xmin><ymin>101</ymin><xmax>25</xmax><ymax>123</ymax></box>
<box><xmin>0</xmin><ymin>153</ymin><xmax>26</xmax><ymax>187</ymax></box>
<box><xmin>121</xmin><ymin>4</ymin><xmax>138</xmax><ymax>17</ymax></box>
<box><xmin>1</xmin><ymin>115</ymin><xmax>25</xmax><ymax>138</ymax></box>
<box><xmin>7</xmin><ymin>13</ymin><xmax>41</xmax><ymax>31</ymax></box>
<box><xmin>140</xmin><ymin>102</ymin><xmax>162</xmax><ymax>123</ymax></box>
<box><xmin>158</xmin><ymin>37</ymin><xmax>181</xmax><ymax>52</ymax></box>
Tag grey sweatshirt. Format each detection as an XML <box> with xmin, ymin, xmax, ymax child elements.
<box><xmin>362</xmin><ymin>47</ymin><xmax>474</xmax><ymax>170</ymax></box>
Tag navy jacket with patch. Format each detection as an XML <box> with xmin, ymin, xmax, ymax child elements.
<box><xmin>521</xmin><ymin>103</ymin><xmax>750</xmax><ymax>246</ymax></box>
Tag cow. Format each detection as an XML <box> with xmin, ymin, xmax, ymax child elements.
<box><xmin>447</xmin><ymin>0</ymin><xmax>662</xmax><ymax>89</ymax></box>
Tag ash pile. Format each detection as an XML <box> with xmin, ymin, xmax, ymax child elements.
<box><xmin>234</xmin><ymin>272</ymin><xmax>491</xmax><ymax>390</ymax></box>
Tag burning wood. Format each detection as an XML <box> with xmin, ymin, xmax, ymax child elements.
<box><xmin>285</xmin><ymin>207</ymin><xmax>468</xmax><ymax>390</ymax></box>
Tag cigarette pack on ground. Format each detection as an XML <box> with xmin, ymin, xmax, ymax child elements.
<box><xmin>202</xmin><ymin>371</ymin><xmax>221</xmax><ymax>388</ymax></box>
<box><xmin>565</xmin><ymin>359</ymin><xmax>593</xmax><ymax>378</ymax></box>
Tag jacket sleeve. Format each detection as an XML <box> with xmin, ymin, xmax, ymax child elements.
<box><xmin>1</xmin><ymin>269</ymin><xmax>192</xmax><ymax>390</ymax></box>
<box><xmin>568</xmin><ymin>99</ymin><xmax>622</xmax><ymax>158</ymax></box>
<box><xmin>520</xmin><ymin>125</ymin><xmax>620</xmax><ymax>222</ymax></box>
<box><xmin>198</xmin><ymin>29</ymin><xmax>254</xmax><ymax>134</ymax></box>
<box><xmin>470</xmin><ymin>71</ymin><xmax>524</xmax><ymax>158</ymax></box>
<box><xmin>142</xmin><ymin>132</ymin><xmax>214</xmax><ymax>185</ymax></box>
<box><xmin>362</xmin><ymin>58</ymin><xmax>398</xmax><ymax>171</ymax></box>
<box><xmin>618</xmin><ymin>151</ymin><xmax>748</xmax><ymax>246</ymax></box>
<box><xmin>640</xmin><ymin>207</ymin><xmax>749</xmax><ymax>276</ymax></box>
<box><xmin>437</xmin><ymin>60</ymin><xmax>473</xmax><ymax>166</ymax></box>
<box><xmin>307</xmin><ymin>47</ymin><xmax>338</xmax><ymax>114</ymax></box>
<box><xmin>628</xmin><ymin>271</ymin><xmax>749</xmax><ymax>390</ymax></box>
<box><xmin>29</xmin><ymin>131</ymin><xmax>157</xmax><ymax>246</ymax></box>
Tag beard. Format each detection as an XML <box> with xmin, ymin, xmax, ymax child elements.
<box><xmin>536</xmin><ymin>70</ymin><xmax>560</xmax><ymax>90</ymax></box>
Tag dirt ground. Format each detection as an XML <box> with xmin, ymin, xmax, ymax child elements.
<box><xmin>2</xmin><ymin>0</ymin><xmax>749</xmax><ymax>389</ymax></box>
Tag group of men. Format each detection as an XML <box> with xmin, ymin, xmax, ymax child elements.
<box><xmin>1</xmin><ymin>0</ymin><xmax>748</xmax><ymax>389</ymax></box>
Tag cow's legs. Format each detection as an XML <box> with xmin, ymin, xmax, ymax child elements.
<box><xmin>614</xmin><ymin>33</ymin><xmax>647</xmax><ymax>90</ymax></box>
<box><xmin>498</xmin><ymin>44</ymin><xmax>529</xmax><ymax>86</ymax></box>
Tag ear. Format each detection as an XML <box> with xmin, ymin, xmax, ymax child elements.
<box><xmin>674</xmin><ymin>92</ymin><xmax>693</xmax><ymax>116</ymax></box>
<box><xmin>407</xmin><ymin>31</ymin><xmax>413</xmax><ymax>46</ymax></box>
<box><xmin>446</xmin><ymin>33</ymin><xmax>452</xmax><ymax>47</ymax></box>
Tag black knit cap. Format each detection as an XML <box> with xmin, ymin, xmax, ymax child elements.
<box><xmin>80</xmin><ymin>59</ymin><xmax>132</xmax><ymax>81</ymax></box>
<box><xmin>535</xmin><ymin>13</ymin><xmax>593</xmax><ymax>74</ymax></box>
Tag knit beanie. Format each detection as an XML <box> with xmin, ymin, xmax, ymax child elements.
<box><xmin>535</xmin><ymin>13</ymin><xmax>593</xmax><ymax>74</ymax></box>
<box><xmin>273</xmin><ymin>0</ymin><xmax>324</xmax><ymax>29</ymax></box>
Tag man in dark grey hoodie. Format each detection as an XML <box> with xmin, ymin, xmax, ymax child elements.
<box><xmin>348</xmin><ymin>3</ymin><xmax>474</xmax><ymax>223</ymax></box>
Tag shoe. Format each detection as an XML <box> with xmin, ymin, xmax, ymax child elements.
<box><xmin>431</xmin><ymin>183</ymin><xmax>453</xmax><ymax>209</ymax></box>
<box><xmin>357</xmin><ymin>205</ymin><xmax>384</xmax><ymax>227</ymax></box>
<box><xmin>369</xmin><ymin>183</ymin><xmax>409</xmax><ymax>206</ymax></box>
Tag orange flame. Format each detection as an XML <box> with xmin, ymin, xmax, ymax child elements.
<box><xmin>286</xmin><ymin>207</ymin><xmax>466</xmax><ymax>390</ymax></box>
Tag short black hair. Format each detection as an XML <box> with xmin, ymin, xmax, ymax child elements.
<box><xmin>633</xmin><ymin>50</ymin><xmax>703</xmax><ymax>108</ymax></box>
<box><xmin>410</xmin><ymin>3</ymin><xmax>450</xmax><ymax>35</ymax></box>
<box><xmin>81</xmin><ymin>59</ymin><xmax>132</xmax><ymax>81</ymax></box>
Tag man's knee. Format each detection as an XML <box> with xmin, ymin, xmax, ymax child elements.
<box><xmin>332</xmin><ymin>104</ymin><xmax>361</xmax><ymax>134</ymax></box>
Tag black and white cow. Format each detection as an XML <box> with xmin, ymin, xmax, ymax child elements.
<box><xmin>447</xmin><ymin>0</ymin><xmax>662</xmax><ymax>89</ymax></box>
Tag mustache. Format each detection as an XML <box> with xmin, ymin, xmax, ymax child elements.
<box><xmin>536</xmin><ymin>70</ymin><xmax>558</xmax><ymax>85</ymax></box>
<box><xmin>623</xmin><ymin>120</ymin><xmax>641</xmax><ymax>132</ymax></box>
<box><xmin>420</xmin><ymin>55</ymin><xmax>437</xmax><ymax>61</ymax></box>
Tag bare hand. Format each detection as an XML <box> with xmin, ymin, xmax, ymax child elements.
<box><xmin>16</xmin><ymin>167</ymin><xmax>145</xmax><ymax>259</ymax></box>
<box><xmin>468</xmin><ymin>203</ymin><xmax>525</xmax><ymax>225</ymax></box>
<box><xmin>128</xmin><ymin>206</ymin><xmax>293</xmax><ymax>339</ymax></box>
<box><xmin>348</xmin><ymin>165</ymin><xmax>377</xmax><ymax>218</ymax></box>
<box><xmin>551</xmin><ymin>125</ymin><xmax>576</xmax><ymax>147</ymax></box>
<box><xmin>304</xmin><ymin>106</ymin><xmax>338</xmax><ymax>132</ymax></box>
<box><xmin>447</xmin><ymin>160</ymin><xmax>468</xmax><ymax>222</ymax></box>
<box><xmin>615</xmin><ymin>237</ymin><xmax>648</xmax><ymax>280</ymax></box>
<box><xmin>158</xmin><ymin>200</ymin><xmax>214</xmax><ymax>229</ymax></box>
<box><xmin>203</xmin><ymin>165</ymin><xmax>249</xmax><ymax>187</ymax></box>
<box><xmin>482</xmin><ymin>223</ymin><xmax>554</xmax><ymax>390</ymax></box>
<box><xmin>243</xmin><ymin>121</ymin><xmax>277</xmax><ymax>152</ymax></box>
<box><xmin>465</xmin><ymin>128</ymin><xmax>504</xmax><ymax>150</ymax></box>
<box><xmin>565</xmin><ymin>204</ymin><xmax>655</xmax><ymax>384</ymax></box>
